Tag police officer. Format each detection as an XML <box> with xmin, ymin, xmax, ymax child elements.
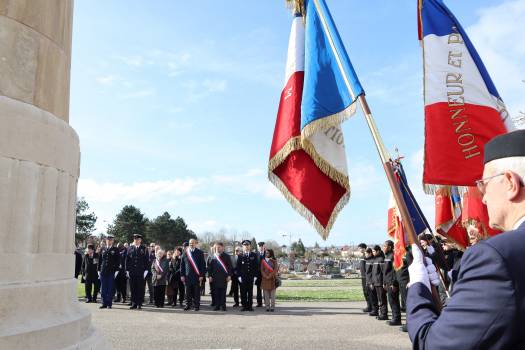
<box><xmin>97</xmin><ymin>235</ymin><xmax>120</xmax><ymax>309</ymax></box>
<box><xmin>125</xmin><ymin>234</ymin><xmax>148</xmax><ymax>309</ymax></box>
<box><xmin>357</xmin><ymin>243</ymin><xmax>371</xmax><ymax>313</ymax></box>
<box><xmin>236</xmin><ymin>240</ymin><xmax>258</xmax><ymax>311</ymax></box>
<box><xmin>382</xmin><ymin>240</ymin><xmax>401</xmax><ymax>326</ymax></box>
<box><xmin>365</xmin><ymin>247</ymin><xmax>378</xmax><ymax>316</ymax></box>
<box><xmin>114</xmin><ymin>242</ymin><xmax>127</xmax><ymax>303</ymax></box>
<box><xmin>255</xmin><ymin>242</ymin><xmax>266</xmax><ymax>307</ymax></box>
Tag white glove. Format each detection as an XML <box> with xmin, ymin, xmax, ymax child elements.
<box><xmin>143</xmin><ymin>270</ymin><xmax>148</xmax><ymax>279</ymax></box>
<box><xmin>238</xmin><ymin>277</ymin><xmax>242</xmax><ymax>283</ymax></box>
<box><xmin>254</xmin><ymin>277</ymin><xmax>257</xmax><ymax>283</ymax></box>
<box><xmin>97</xmin><ymin>271</ymin><xmax>101</xmax><ymax>279</ymax></box>
<box><xmin>126</xmin><ymin>271</ymin><xmax>130</xmax><ymax>278</ymax></box>
<box><xmin>408</xmin><ymin>244</ymin><xmax>440</xmax><ymax>291</ymax></box>
<box><xmin>114</xmin><ymin>271</ymin><xmax>119</xmax><ymax>278</ymax></box>
<box><xmin>426</xmin><ymin>245</ymin><xmax>435</xmax><ymax>255</ymax></box>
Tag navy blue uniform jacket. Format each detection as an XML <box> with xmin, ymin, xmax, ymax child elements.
<box><xmin>407</xmin><ymin>222</ymin><xmax>525</xmax><ymax>349</ymax></box>
<box><xmin>181</xmin><ymin>248</ymin><xmax>206</xmax><ymax>285</ymax></box>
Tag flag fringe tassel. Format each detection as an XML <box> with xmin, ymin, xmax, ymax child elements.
<box><xmin>300</xmin><ymin>102</ymin><xmax>357</xmax><ymax>141</ymax></box>
<box><xmin>268</xmin><ymin>171</ymin><xmax>350</xmax><ymax>240</ymax></box>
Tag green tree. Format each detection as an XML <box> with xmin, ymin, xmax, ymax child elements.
<box><xmin>292</xmin><ymin>239</ymin><xmax>306</xmax><ymax>257</ymax></box>
<box><xmin>75</xmin><ymin>198</ymin><xmax>97</xmax><ymax>246</ymax></box>
<box><xmin>147</xmin><ymin>213</ymin><xmax>196</xmax><ymax>249</ymax></box>
<box><xmin>251</xmin><ymin>237</ymin><xmax>257</xmax><ymax>250</ymax></box>
<box><xmin>107</xmin><ymin>205</ymin><xmax>148</xmax><ymax>243</ymax></box>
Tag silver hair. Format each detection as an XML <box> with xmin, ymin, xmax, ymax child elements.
<box><xmin>488</xmin><ymin>157</ymin><xmax>525</xmax><ymax>181</ymax></box>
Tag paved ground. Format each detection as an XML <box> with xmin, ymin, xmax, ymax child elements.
<box><xmin>82</xmin><ymin>296</ymin><xmax>411</xmax><ymax>350</ymax></box>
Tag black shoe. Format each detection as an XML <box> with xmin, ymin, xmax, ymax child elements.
<box><xmin>400</xmin><ymin>324</ymin><xmax>408</xmax><ymax>332</ymax></box>
<box><xmin>114</xmin><ymin>298</ymin><xmax>121</xmax><ymax>303</ymax></box>
<box><xmin>387</xmin><ymin>319</ymin><xmax>402</xmax><ymax>326</ymax></box>
<box><xmin>130</xmin><ymin>304</ymin><xmax>137</xmax><ymax>309</ymax></box>
<box><xmin>377</xmin><ymin>315</ymin><xmax>389</xmax><ymax>321</ymax></box>
<box><xmin>138</xmin><ymin>305</ymin><xmax>142</xmax><ymax>309</ymax></box>
<box><xmin>122</xmin><ymin>299</ymin><xmax>126</xmax><ymax>304</ymax></box>
<box><xmin>368</xmin><ymin>311</ymin><xmax>378</xmax><ymax>317</ymax></box>
<box><xmin>127</xmin><ymin>302</ymin><xmax>132</xmax><ymax>306</ymax></box>
<box><xmin>266</xmin><ymin>308</ymin><xmax>270</xmax><ymax>312</ymax></box>
<box><xmin>232</xmin><ymin>303</ymin><xmax>239</xmax><ymax>308</ymax></box>
<box><xmin>241</xmin><ymin>307</ymin><xmax>247</xmax><ymax>312</ymax></box>
<box><xmin>93</xmin><ymin>299</ymin><xmax>97</xmax><ymax>303</ymax></box>
<box><xmin>210</xmin><ymin>303</ymin><xmax>216</xmax><ymax>307</ymax></box>
<box><xmin>221</xmin><ymin>306</ymin><xmax>227</xmax><ymax>311</ymax></box>
<box><xmin>108</xmin><ymin>306</ymin><xmax>112</xmax><ymax>309</ymax></box>
<box><xmin>213</xmin><ymin>306</ymin><xmax>220</xmax><ymax>311</ymax></box>
<box><xmin>400</xmin><ymin>307</ymin><xmax>406</xmax><ymax>313</ymax></box>
<box><xmin>99</xmin><ymin>305</ymin><xmax>107</xmax><ymax>309</ymax></box>
<box><xmin>184</xmin><ymin>306</ymin><xmax>191</xmax><ymax>311</ymax></box>
<box><xmin>248</xmin><ymin>307</ymin><xmax>254</xmax><ymax>312</ymax></box>
<box><xmin>194</xmin><ymin>308</ymin><xmax>199</xmax><ymax>311</ymax></box>
<box><xmin>362</xmin><ymin>307</ymin><xmax>371</xmax><ymax>313</ymax></box>
<box><xmin>85</xmin><ymin>300</ymin><xmax>91</xmax><ymax>303</ymax></box>
<box><xmin>270</xmin><ymin>309</ymin><xmax>275</xmax><ymax>312</ymax></box>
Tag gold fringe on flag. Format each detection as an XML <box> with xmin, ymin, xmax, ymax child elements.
<box><xmin>285</xmin><ymin>0</ymin><xmax>306</xmax><ymax>17</ymax></box>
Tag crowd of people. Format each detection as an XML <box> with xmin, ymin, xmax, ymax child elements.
<box><xmin>358</xmin><ymin>227</ymin><xmax>482</xmax><ymax>333</ymax></box>
<box><xmin>75</xmin><ymin>235</ymin><xmax>280</xmax><ymax>312</ymax></box>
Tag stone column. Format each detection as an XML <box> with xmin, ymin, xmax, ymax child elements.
<box><xmin>0</xmin><ymin>1</ymin><xmax>106</xmax><ymax>348</ymax></box>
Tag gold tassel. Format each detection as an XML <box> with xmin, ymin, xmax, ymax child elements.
<box><xmin>285</xmin><ymin>0</ymin><xmax>306</xmax><ymax>17</ymax></box>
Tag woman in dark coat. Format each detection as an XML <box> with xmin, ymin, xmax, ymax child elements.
<box><xmin>81</xmin><ymin>244</ymin><xmax>100</xmax><ymax>303</ymax></box>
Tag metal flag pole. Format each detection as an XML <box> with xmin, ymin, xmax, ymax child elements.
<box><xmin>310</xmin><ymin>0</ymin><xmax>443</xmax><ymax>310</ymax></box>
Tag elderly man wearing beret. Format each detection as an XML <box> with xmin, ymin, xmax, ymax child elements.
<box><xmin>407</xmin><ymin>130</ymin><xmax>525</xmax><ymax>349</ymax></box>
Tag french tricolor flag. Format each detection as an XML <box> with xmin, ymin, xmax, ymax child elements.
<box><xmin>418</xmin><ymin>0</ymin><xmax>514</xmax><ymax>192</ymax></box>
<box><xmin>269</xmin><ymin>0</ymin><xmax>363</xmax><ymax>239</ymax></box>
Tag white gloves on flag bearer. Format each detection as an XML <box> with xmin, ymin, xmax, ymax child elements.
<box><xmin>408</xmin><ymin>243</ymin><xmax>440</xmax><ymax>292</ymax></box>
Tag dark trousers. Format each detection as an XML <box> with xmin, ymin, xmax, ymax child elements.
<box><xmin>185</xmin><ymin>283</ymin><xmax>201</xmax><ymax>309</ymax></box>
<box><xmin>144</xmin><ymin>274</ymin><xmax>154</xmax><ymax>303</ymax></box>
<box><xmin>375</xmin><ymin>285</ymin><xmax>388</xmax><ymax>318</ymax></box>
<box><xmin>386</xmin><ymin>283</ymin><xmax>401</xmax><ymax>321</ymax></box>
<box><xmin>398</xmin><ymin>279</ymin><xmax>408</xmax><ymax>311</ymax></box>
<box><xmin>240</xmin><ymin>280</ymin><xmax>254</xmax><ymax>308</ymax></box>
<box><xmin>256</xmin><ymin>281</ymin><xmax>263</xmax><ymax>306</ymax></box>
<box><xmin>115</xmin><ymin>271</ymin><xmax>127</xmax><ymax>301</ymax></box>
<box><xmin>210</xmin><ymin>282</ymin><xmax>215</xmax><ymax>305</ymax></box>
<box><xmin>361</xmin><ymin>278</ymin><xmax>371</xmax><ymax>310</ymax></box>
<box><xmin>368</xmin><ymin>284</ymin><xmax>378</xmax><ymax>313</ymax></box>
<box><xmin>154</xmin><ymin>285</ymin><xmax>166</xmax><ymax>307</ymax></box>
<box><xmin>130</xmin><ymin>275</ymin><xmax>145</xmax><ymax>306</ymax></box>
<box><xmin>85</xmin><ymin>279</ymin><xmax>100</xmax><ymax>301</ymax></box>
<box><xmin>230</xmin><ymin>277</ymin><xmax>239</xmax><ymax>304</ymax></box>
<box><xmin>175</xmin><ymin>282</ymin><xmax>185</xmax><ymax>305</ymax></box>
<box><xmin>214</xmin><ymin>287</ymin><xmax>226</xmax><ymax>308</ymax></box>
<box><xmin>100</xmin><ymin>273</ymin><xmax>115</xmax><ymax>307</ymax></box>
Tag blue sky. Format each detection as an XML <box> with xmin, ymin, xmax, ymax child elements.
<box><xmin>71</xmin><ymin>0</ymin><xmax>525</xmax><ymax>247</ymax></box>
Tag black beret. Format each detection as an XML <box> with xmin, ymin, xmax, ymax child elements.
<box><xmin>258</xmin><ymin>242</ymin><xmax>265</xmax><ymax>247</ymax></box>
<box><xmin>133</xmin><ymin>234</ymin><xmax>142</xmax><ymax>239</ymax></box>
<box><xmin>242</xmin><ymin>240</ymin><xmax>251</xmax><ymax>245</ymax></box>
<box><xmin>484</xmin><ymin>130</ymin><xmax>525</xmax><ymax>164</ymax></box>
<box><xmin>106</xmin><ymin>234</ymin><xmax>114</xmax><ymax>239</ymax></box>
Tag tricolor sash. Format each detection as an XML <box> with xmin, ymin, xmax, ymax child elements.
<box><xmin>215</xmin><ymin>254</ymin><xmax>229</xmax><ymax>274</ymax></box>
<box><xmin>261</xmin><ymin>259</ymin><xmax>274</xmax><ymax>273</ymax></box>
<box><xmin>186</xmin><ymin>248</ymin><xmax>200</xmax><ymax>276</ymax></box>
<box><xmin>154</xmin><ymin>259</ymin><xmax>164</xmax><ymax>273</ymax></box>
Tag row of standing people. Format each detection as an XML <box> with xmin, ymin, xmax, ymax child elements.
<box><xmin>80</xmin><ymin>235</ymin><xmax>280</xmax><ymax>312</ymax></box>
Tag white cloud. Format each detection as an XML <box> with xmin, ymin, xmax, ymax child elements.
<box><xmin>95</xmin><ymin>74</ymin><xmax>118</xmax><ymax>86</ymax></box>
<box><xmin>468</xmin><ymin>0</ymin><xmax>525</xmax><ymax>118</ymax></box>
<box><xmin>115</xmin><ymin>55</ymin><xmax>146</xmax><ymax>67</ymax></box>
<box><xmin>203</xmin><ymin>79</ymin><xmax>228</xmax><ymax>93</ymax></box>
<box><xmin>121</xmin><ymin>88</ymin><xmax>155</xmax><ymax>99</ymax></box>
<box><xmin>78</xmin><ymin>178</ymin><xmax>204</xmax><ymax>203</ymax></box>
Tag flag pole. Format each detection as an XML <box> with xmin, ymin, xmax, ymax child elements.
<box><xmin>310</xmin><ymin>0</ymin><xmax>443</xmax><ymax>310</ymax></box>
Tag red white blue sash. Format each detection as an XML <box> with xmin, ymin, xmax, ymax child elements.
<box><xmin>186</xmin><ymin>248</ymin><xmax>200</xmax><ymax>276</ymax></box>
<box><xmin>154</xmin><ymin>259</ymin><xmax>164</xmax><ymax>273</ymax></box>
<box><xmin>215</xmin><ymin>253</ymin><xmax>229</xmax><ymax>274</ymax></box>
<box><xmin>261</xmin><ymin>258</ymin><xmax>274</xmax><ymax>273</ymax></box>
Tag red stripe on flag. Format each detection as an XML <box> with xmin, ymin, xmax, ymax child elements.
<box><xmin>273</xmin><ymin>149</ymin><xmax>346</xmax><ymax>227</ymax></box>
<box><xmin>423</xmin><ymin>102</ymin><xmax>507</xmax><ymax>186</ymax></box>
<box><xmin>270</xmin><ymin>71</ymin><xmax>304</xmax><ymax>159</ymax></box>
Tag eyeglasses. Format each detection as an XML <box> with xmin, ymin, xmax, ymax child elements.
<box><xmin>475</xmin><ymin>173</ymin><xmax>505</xmax><ymax>194</ymax></box>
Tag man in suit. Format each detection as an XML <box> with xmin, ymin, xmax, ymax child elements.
<box><xmin>208</xmin><ymin>242</ymin><xmax>233</xmax><ymax>311</ymax></box>
<box><xmin>125</xmin><ymin>234</ymin><xmax>149</xmax><ymax>309</ymax></box>
<box><xmin>407</xmin><ymin>130</ymin><xmax>525</xmax><ymax>349</ymax></box>
<box><xmin>229</xmin><ymin>246</ymin><xmax>242</xmax><ymax>307</ymax></box>
<box><xmin>98</xmin><ymin>235</ymin><xmax>120</xmax><ymax>309</ymax></box>
<box><xmin>81</xmin><ymin>244</ymin><xmax>100</xmax><ymax>303</ymax></box>
<box><xmin>181</xmin><ymin>238</ymin><xmax>206</xmax><ymax>311</ymax></box>
<box><xmin>237</xmin><ymin>240</ymin><xmax>258</xmax><ymax>311</ymax></box>
<box><xmin>255</xmin><ymin>242</ymin><xmax>266</xmax><ymax>307</ymax></box>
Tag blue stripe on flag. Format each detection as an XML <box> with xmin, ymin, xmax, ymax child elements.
<box><xmin>301</xmin><ymin>0</ymin><xmax>364</xmax><ymax>130</ymax></box>
<box><xmin>396</xmin><ymin>163</ymin><xmax>430</xmax><ymax>236</ymax></box>
<box><xmin>421</xmin><ymin>0</ymin><xmax>501</xmax><ymax>99</ymax></box>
